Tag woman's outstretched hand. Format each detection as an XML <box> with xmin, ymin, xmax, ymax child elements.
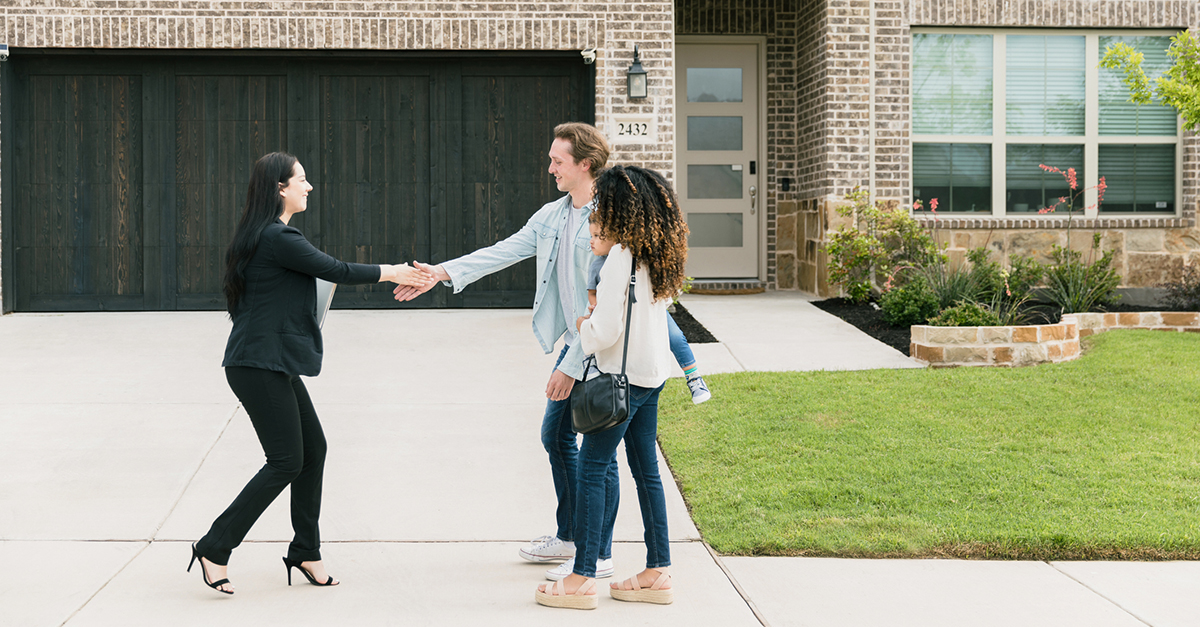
<box><xmin>393</xmin><ymin>261</ymin><xmax>446</xmax><ymax>302</ymax></box>
<box><xmin>380</xmin><ymin>263</ymin><xmax>436</xmax><ymax>287</ymax></box>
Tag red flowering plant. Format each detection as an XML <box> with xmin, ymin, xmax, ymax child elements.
<box><xmin>1036</xmin><ymin>164</ymin><xmax>1122</xmax><ymax>314</ymax></box>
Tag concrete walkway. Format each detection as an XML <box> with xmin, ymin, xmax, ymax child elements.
<box><xmin>1</xmin><ymin>293</ymin><xmax>1195</xmax><ymax>627</ymax></box>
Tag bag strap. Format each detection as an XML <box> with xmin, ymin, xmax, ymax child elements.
<box><xmin>619</xmin><ymin>261</ymin><xmax>637</xmax><ymax>377</ymax></box>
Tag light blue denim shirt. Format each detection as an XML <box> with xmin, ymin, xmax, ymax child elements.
<box><xmin>440</xmin><ymin>194</ymin><xmax>594</xmax><ymax>380</ymax></box>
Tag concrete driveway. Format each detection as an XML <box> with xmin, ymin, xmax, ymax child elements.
<box><xmin>2</xmin><ymin>293</ymin><xmax>1195</xmax><ymax>626</ymax></box>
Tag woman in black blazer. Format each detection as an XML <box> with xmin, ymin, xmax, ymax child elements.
<box><xmin>188</xmin><ymin>152</ymin><xmax>432</xmax><ymax>594</ymax></box>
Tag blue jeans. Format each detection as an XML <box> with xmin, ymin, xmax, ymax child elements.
<box><xmin>572</xmin><ymin>383</ymin><xmax>670</xmax><ymax>578</ymax></box>
<box><xmin>541</xmin><ymin>345</ymin><xmax>616</xmax><ymax>560</ymax></box>
<box><xmin>667</xmin><ymin>315</ymin><xmax>695</xmax><ymax>370</ymax></box>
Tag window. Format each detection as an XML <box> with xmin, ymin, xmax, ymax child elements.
<box><xmin>913</xmin><ymin>144</ymin><xmax>992</xmax><ymax>213</ymax></box>
<box><xmin>911</xmin><ymin>30</ymin><xmax>1180</xmax><ymax>217</ymax></box>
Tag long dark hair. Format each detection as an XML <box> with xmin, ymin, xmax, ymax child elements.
<box><xmin>591</xmin><ymin>165</ymin><xmax>689</xmax><ymax>302</ymax></box>
<box><xmin>223</xmin><ymin>151</ymin><xmax>298</xmax><ymax>314</ymax></box>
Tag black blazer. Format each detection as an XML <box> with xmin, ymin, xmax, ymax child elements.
<box><xmin>222</xmin><ymin>220</ymin><xmax>380</xmax><ymax>376</ymax></box>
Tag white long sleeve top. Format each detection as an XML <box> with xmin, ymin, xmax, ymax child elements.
<box><xmin>578</xmin><ymin>244</ymin><xmax>673</xmax><ymax>389</ymax></box>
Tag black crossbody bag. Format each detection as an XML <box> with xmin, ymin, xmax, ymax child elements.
<box><xmin>570</xmin><ymin>264</ymin><xmax>637</xmax><ymax>435</ymax></box>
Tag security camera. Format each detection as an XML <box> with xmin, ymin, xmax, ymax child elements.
<box><xmin>0</xmin><ymin>44</ymin><xmax>8</xmax><ymax>62</ymax></box>
<box><xmin>581</xmin><ymin>48</ymin><xmax>596</xmax><ymax>65</ymax></box>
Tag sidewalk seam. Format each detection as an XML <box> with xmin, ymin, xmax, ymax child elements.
<box><xmin>1046</xmin><ymin>561</ymin><xmax>1154</xmax><ymax>627</ymax></box>
<box><xmin>148</xmin><ymin>403</ymin><xmax>241</xmax><ymax>541</ymax></box>
<box><xmin>57</xmin><ymin>541</ymin><xmax>150</xmax><ymax>627</ymax></box>
<box><xmin>719</xmin><ymin>342</ymin><xmax>749</xmax><ymax>372</ymax></box>
<box><xmin>703</xmin><ymin>541</ymin><xmax>771</xmax><ymax>627</ymax></box>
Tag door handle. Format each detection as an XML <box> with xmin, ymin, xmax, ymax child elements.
<box><xmin>749</xmin><ymin>185</ymin><xmax>757</xmax><ymax>215</ymax></box>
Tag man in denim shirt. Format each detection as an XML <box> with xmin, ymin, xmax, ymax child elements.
<box><xmin>394</xmin><ymin>123</ymin><xmax>615</xmax><ymax>577</ymax></box>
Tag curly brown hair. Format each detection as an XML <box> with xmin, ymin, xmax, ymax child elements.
<box><xmin>591</xmin><ymin>165</ymin><xmax>689</xmax><ymax>302</ymax></box>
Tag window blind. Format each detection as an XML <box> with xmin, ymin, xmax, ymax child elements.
<box><xmin>1006</xmin><ymin>36</ymin><xmax>1085</xmax><ymax>136</ymax></box>
<box><xmin>913</xmin><ymin>143</ymin><xmax>992</xmax><ymax>213</ymax></box>
<box><xmin>1099</xmin><ymin>36</ymin><xmax>1177</xmax><ymax>135</ymax></box>
<box><xmin>1005</xmin><ymin>144</ymin><xmax>1084</xmax><ymax>212</ymax></box>
<box><xmin>912</xmin><ymin>34</ymin><xmax>993</xmax><ymax>135</ymax></box>
<box><xmin>1098</xmin><ymin>145</ymin><xmax>1175</xmax><ymax>212</ymax></box>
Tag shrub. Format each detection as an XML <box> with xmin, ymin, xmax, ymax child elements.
<box><xmin>880</xmin><ymin>278</ymin><xmax>940</xmax><ymax>327</ymax></box>
<box><xmin>964</xmin><ymin>248</ymin><xmax>1043</xmax><ymax>325</ymax></box>
<box><xmin>1042</xmin><ymin>240</ymin><xmax>1121</xmax><ymax>314</ymax></box>
<box><xmin>1006</xmin><ymin>255</ymin><xmax>1045</xmax><ymax>300</ymax></box>
<box><xmin>917</xmin><ymin>262</ymin><xmax>985</xmax><ymax>310</ymax></box>
<box><xmin>928</xmin><ymin>301</ymin><xmax>1002</xmax><ymax>327</ymax></box>
<box><xmin>825</xmin><ymin>188</ymin><xmax>944</xmax><ymax>303</ymax></box>
<box><xmin>1158</xmin><ymin>265</ymin><xmax>1200</xmax><ymax>311</ymax></box>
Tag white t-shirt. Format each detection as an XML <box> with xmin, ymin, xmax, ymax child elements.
<box><xmin>556</xmin><ymin>201</ymin><xmax>589</xmax><ymax>345</ymax></box>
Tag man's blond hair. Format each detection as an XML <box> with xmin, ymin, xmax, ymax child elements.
<box><xmin>553</xmin><ymin>122</ymin><xmax>610</xmax><ymax>176</ymax></box>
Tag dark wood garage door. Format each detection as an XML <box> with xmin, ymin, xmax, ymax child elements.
<box><xmin>1</xmin><ymin>53</ymin><xmax>592</xmax><ymax>311</ymax></box>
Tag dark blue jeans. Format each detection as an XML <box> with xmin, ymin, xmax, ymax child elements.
<box><xmin>572</xmin><ymin>382</ymin><xmax>671</xmax><ymax>578</ymax></box>
<box><xmin>541</xmin><ymin>345</ymin><xmax>616</xmax><ymax>560</ymax></box>
<box><xmin>667</xmin><ymin>315</ymin><xmax>695</xmax><ymax>370</ymax></box>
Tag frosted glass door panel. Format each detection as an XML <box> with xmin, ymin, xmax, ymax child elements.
<box><xmin>688</xmin><ymin>213</ymin><xmax>743</xmax><ymax>248</ymax></box>
<box><xmin>687</xmin><ymin>68</ymin><xmax>742</xmax><ymax>102</ymax></box>
<box><xmin>688</xmin><ymin>116</ymin><xmax>743</xmax><ymax>151</ymax></box>
<box><xmin>687</xmin><ymin>165</ymin><xmax>743</xmax><ymax>199</ymax></box>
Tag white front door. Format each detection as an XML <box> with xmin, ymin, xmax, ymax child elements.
<box><xmin>675</xmin><ymin>41</ymin><xmax>761</xmax><ymax>279</ymax></box>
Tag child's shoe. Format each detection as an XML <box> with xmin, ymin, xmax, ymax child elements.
<box><xmin>686</xmin><ymin>376</ymin><xmax>711</xmax><ymax>404</ymax></box>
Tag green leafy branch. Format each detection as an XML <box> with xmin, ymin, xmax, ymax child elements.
<box><xmin>1099</xmin><ymin>30</ymin><xmax>1200</xmax><ymax>131</ymax></box>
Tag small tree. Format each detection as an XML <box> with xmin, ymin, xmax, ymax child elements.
<box><xmin>1099</xmin><ymin>30</ymin><xmax>1200</xmax><ymax>132</ymax></box>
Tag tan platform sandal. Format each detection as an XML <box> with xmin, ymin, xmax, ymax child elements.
<box><xmin>535</xmin><ymin>577</ymin><xmax>598</xmax><ymax>610</ymax></box>
<box><xmin>609</xmin><ymin>568</ymin><xmax>673</xmax><ymax>605</ymax></box>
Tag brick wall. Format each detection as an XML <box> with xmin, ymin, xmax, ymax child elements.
<box><xmin>0</xmin><ymin>0</ymin><xmax>675</xmax><ymax>312</ymax></box>
<box><xmin>800</xmin><ymin>0</ymin><xmax>1200</xmax><ymax>297</ymax></box>
<box><xmin>0</xmin><ymin>2</ymin><xmax>676</xmax><ymax>172</ymax></box>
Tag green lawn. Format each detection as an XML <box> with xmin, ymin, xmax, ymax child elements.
<box><xmin>657</xmin><ymin>330</ymin><xmax>1200</xmax><ymax>559</ymax></box>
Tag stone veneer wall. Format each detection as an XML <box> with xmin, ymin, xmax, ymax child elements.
<box><xmin>911</xmin><ymin>311</ymin><xmax>1200</xmax><ymax>367</ymax></box>
<box><xmin>0</xmin><ymin>0</ymin><xmax>676</xmax><ymax>312</ymax></box>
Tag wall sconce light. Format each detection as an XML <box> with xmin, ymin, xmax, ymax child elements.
<box><xmin>627</xmin><ymin>45</ymin><xmax>647</xmax><ymax>99</ymax></box>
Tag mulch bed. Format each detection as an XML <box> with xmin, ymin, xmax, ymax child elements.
<box><xmin>671</xmin><ymin>302</ymin><xmax>719</xmax><ymax>344</ymax></box>
<box><xmin>811</xmin><ymin>298</ymin><xmax>913</xmax><ymax>356</ymax></box>
<box><xmin>811</xmin><ymin>297</ymin><xmax>1169</xmax><ymax>358</ymax></box>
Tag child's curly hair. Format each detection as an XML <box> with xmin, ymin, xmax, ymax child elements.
<box><xmin>591</xmin><ymin>165</ymin><xmax>689</xmax><ymax>302</ymax></box>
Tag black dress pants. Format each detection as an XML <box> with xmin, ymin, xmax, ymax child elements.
<box><xmin>196</xmin><ymin>366</ymin><xmax>327</xmax><ymax>565</ymax></box>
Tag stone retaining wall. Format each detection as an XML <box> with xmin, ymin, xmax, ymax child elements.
<box><xmin>911</xmin><ymin>312</ymin><xmax>1200</xmax><ymax>367</ymax></box>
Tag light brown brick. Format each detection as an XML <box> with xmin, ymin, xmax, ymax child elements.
<box><xmin>1013</xmin><ymin>326</ymin><xmax>1040</xmax><ymax>343</ymax></box>
<box><xmin>1119</xmin><ymin>313</ymin><xmax>1142</xmax><ymax>327</ymax></box>
<box><xmin>927</xmin><ymin>327</ymin><xmax>978</xmax><ymax>345</ymax></box>
<box><xmin>1161</xmin><ymin>312</ymin><xmax>1200</xmax><ymax>327</ymax></box>
<box><xmin>946</xmin><ymin>346</ymin><xmax>988</xmax><ymax>363</ymax></box>
<box><xmin>915</xmin><ymin>344</ymin><xmax>944</xmax><ymax>363</ymax></box>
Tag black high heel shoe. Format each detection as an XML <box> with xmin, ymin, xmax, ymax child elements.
<box><xmin>283</xmin><ymin>557</ymin><xmax>339</xmax><ymax>586</ymax></box>
<box><xmin>188</xmin><ymin>544</ymin><xmax>233</xmax><ymax>595</ymax></box>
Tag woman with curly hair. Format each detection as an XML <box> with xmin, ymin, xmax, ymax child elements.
<box><xmin>535</xmin><ymin>165</ymin><xmax>687</xmax><ymax>610</ymax></box>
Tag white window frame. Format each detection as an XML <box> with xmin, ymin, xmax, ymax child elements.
<box><xmin>910</xmin><ymin>28</ymin><xmax>1184</xmax><ymax>218</ymax></box>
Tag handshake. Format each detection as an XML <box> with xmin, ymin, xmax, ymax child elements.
<box><xmin>382</xmin><ymin>261</ymin><xmax>447</xmax><ymax>302</ymax></box>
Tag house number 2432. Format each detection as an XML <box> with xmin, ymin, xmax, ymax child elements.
<box><xmin>618</xmin><ymin>122</ymin><xmax>650</xmax><ymax>137</ymax></box>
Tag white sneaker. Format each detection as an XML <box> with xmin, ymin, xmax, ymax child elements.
<box><xmin>545</xmin><ymin>557</ymin><xmax>615</xmax><ymax>581</ymax></box>
<box><xmin>519</xmin><ymin>535</ymin><xmax>576</xmax><ymax>562</ymax></box>
<box><xmin>687</xmin><ymin>376</ymin><xmax>712</xmax><ymax>404</ymax></box>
